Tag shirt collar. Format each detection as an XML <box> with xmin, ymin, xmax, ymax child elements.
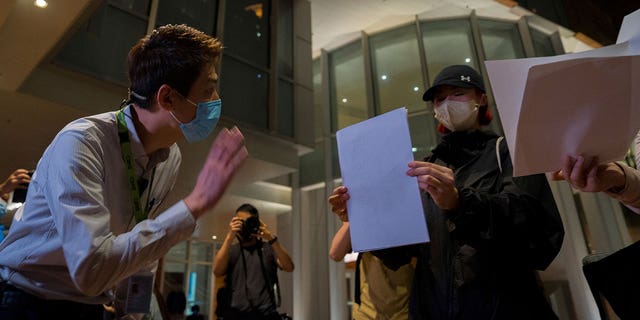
<box><xmin>123</xmin><ymin>105</ymin><xmax>170</xmax><ymax>172</ymax></box>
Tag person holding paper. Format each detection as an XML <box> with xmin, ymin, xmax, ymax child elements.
<box><xmin>328</xmin><ymin>203</ymin><xmax>415</xmax><ymax>320</ymax></box>
<box><xmin>552</xmin><ymin>130</ymin><xmax>640</xmax><ymax>211</ymax></box>
<box><xmin>553</xmin><ymin>155</ymin><xmax>640</xmax><ymax>212</ymax></box>
<box><xmin>331</xmin><ymin>65</ymin><xmax>564</xmax><ymax>320</ymax></box>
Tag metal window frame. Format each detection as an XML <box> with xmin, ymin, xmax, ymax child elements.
<box><xmin>366</xmin><ymin>21</ymin><xmax>424</xmax><ymax>116</ymax></box>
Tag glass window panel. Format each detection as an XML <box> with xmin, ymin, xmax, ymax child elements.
<box><xmin>300</xmin><ymin>141</ymin><xmax>325</xmax><ymax>187</ymax></box>
<box><xmin>163</xmin><ymin>261</ymin><xmax>187</xmax><ymax>295</ymax></box>
<box><xmin>220</xmin><ymin>56</ymin><xmax>269</xmax><ymax>130</ymax></box>
<box><xmin>190</xmin><ymin>241</ymin><xmax>213</xmax><ymax>262</ymax></box>
<box><xmin>54</xmin><ymin>4</ymin><xmax>148</xmax><ymax>85</ymax></box>
<box><xmin>223</xmin><ymin>0</ymin><xmax>271</xmax><ymax>68</ymax></box>
<box><xmin>370</xmin><ymin>25</ymin><xmax>425</xmax><ymax>114</ymax></box>
<box><xmin>187</xmin><ymin>264</ymin><xmax>212</xmax><ymax>317</ymax></box>
<box><xmin>332</xmin><ymin>137</ymin><xmax>341</xmax><ymax>179</ymax></box>
<box><xmin>278</xmin><ymin>79</ymin><xmax>294</xmax><ymax>137</ymax></box>
<box><xmin>155</xmin><ymin>0</ymin><xmax>218</xmax><ymax>35</ymax></box>
<box><xmin>313</xmin><ymin>59</ymin><xmax>323</xmax><ymax>139</ymax></box>
<box><xmin>109</xmin><ymin>0</ymin><xmax>150</xmax><ymax>16</ymax></box>
<box><xmin>421</xmin><ymin>19</ymin><xmax>478</xmax><ymax>85</ymax></box>
<box><xmin>166</xmin><ymin>241</ymin><xmax>188</xmax><ymax>261</ymax></box>
<box><xmin>408</xmin><ymin>113</ymin><xmax>438</xmax><ymax>160</ymax></box>
<box><xmin>529</xmin><ymin>27</ymin><xmax>556</xmax><ymax>57</ymax></box>
<box><xmin>478</xmin><ymin>19</ymin><xmax>525</xmax><ymax>60</ymax></box>
<box><xmin>277</xmin><ymin>0</ymin><xmax>294</xmax><ymax>77</ymax></box>
<box><xmin>329</xmin><ymin>41</ymin><xmax>367</xmax><ymax>131</ymax></box>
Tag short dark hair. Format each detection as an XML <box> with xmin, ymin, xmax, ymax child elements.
<box><xmin>126</xmin><ymin>24</ymin><xmax>222</xmax><ymax>108</ymax></box>
<box><xmin>166</xmin><ymin>290</ymin><xmax>186</xmax><ymax>314</ymax></box>
<box><xmin>235</xmin><ymin>203</ymin><xmax>259</xmax><ymax>217</ymax></box>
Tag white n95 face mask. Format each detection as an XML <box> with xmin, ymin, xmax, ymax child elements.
<box><xmin>434</xmin><ymin>100</ymin><xmax>479</xmax><ymax>132</ymax></box>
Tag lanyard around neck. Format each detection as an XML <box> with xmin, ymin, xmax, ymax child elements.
<box><xmin>116</xmin><ymin>108</ymin><xmax>156</xmax><ymax>224</ymax></box>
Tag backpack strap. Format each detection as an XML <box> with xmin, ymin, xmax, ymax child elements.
<box><xmin>496</xmin><ymin>136</ymin><xmax>504</xmax><ymax>173</ymax></box>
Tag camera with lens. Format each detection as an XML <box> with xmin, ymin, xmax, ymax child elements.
<box><xmin>11</xmin><ymin>170</ymin><xmax>34</xmax><ymax>204</ymax></box>
<box><xmin>240</xmin><ymin>215</ymin><xmax>261</xmax><ymax>239</ymax></box>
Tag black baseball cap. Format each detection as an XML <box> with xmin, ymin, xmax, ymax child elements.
<box><xmin>422</xmin><ymin>65</ymin><xmax>486</xmax><ymax>102</ymax></box>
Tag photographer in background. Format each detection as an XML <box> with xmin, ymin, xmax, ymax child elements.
<box><xmin>0</xmin><ymin>169</ymin><xmax>32</xmax><ymax>202</ymax></box>
<box><xmin>213</xmin><ymin>203</ymin><xmax>294</xmax><ymax>320</ymax></box>
<box><xmin>0</xmin><ymin>169</ymin><xmax>32</xmax><ymax>242</ymax></box>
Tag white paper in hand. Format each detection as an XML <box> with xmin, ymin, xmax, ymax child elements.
<box><xmin>484</xmin><ymin>8</ymin><xmax>640</xmax><ymax>177</ymax></box>
<box><xmin>336</xmin><ymin>107</ymin><xmax>429</xmax><ymax>252</ymax></box>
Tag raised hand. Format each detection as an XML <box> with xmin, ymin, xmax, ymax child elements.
<box><xmin>551</xmin><ymin>155</ymin><xmax>625</xmax><ymax>193</ymax></box>
<box><xmin>407</xmin><ymin>161</ymin><xmax>459</xmax><ymax>210</ymax></box>
<box><xmin>328</xmin><ymin>186</ymin><xmax>350</xmax><ymax>221</ymax></box>
<box><xmin>0</xmin><ymin>169</ymin><xmax>31</xmax><ymax>196</ymax></box>
<box><xmin>185</xmin><ymin>126</ymin><xmax>248</xmax><ymax>218</ymax></box>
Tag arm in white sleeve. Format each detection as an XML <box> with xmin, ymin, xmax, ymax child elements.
<box><xmin>44</xmin><ymin>131</ymin><xmax>196</xmax><ymax>296</ymax></box>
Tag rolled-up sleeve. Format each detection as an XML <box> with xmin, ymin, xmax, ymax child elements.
<box><xmin>606</xmin><ymin>163</ymin><xmax>640</xmax><ymax>214</ymax></box>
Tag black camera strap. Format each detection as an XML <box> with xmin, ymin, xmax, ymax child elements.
<box><xmin>257</xmin><ymin>242</ymin><xmax>280</xmax><ymax>308</ymax></box>
<box><xmin>236</xmin><ymin>235</ymin><xmax>256</xmax><ymax>310</ymax></box>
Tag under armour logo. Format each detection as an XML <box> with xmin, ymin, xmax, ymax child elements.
<box><xmin>460</xmin><ymin>75</ymin><xmax>471</xmax><ymax>82</ymax></box>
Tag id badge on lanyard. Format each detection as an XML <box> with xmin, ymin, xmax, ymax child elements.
<box><xmin>115</xmin><ymin>108</ymin><xmax>156</xmax><ymax>314</ymax></box>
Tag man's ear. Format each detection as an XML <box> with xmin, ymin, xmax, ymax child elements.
<box><xmin>155</xmin><ymin>84</ymin><xmax>174</xmax><ymax>111</ymax></box>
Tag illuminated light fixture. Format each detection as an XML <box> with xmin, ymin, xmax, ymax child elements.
<box><xmin>413</xmin><ymin>86</ymin><xmax>420</xmax><ymax>92</ymax></box>
<box><xmin>245</xmin><ymin>3</ymin><xmax>263</xmax><ymax>19</ymax></box>
<box><xmin>465</xmin><ymin>58</ymin><xmax>471</xmax><ymax>63</ymax></box>
<box><xmin>381</xmin><ymin>75</ymin><xmax>388</xmax><ymax>80</ymax></box>
<box><xmin>256</xmin><ymin>32</ymin><xmax>262</xmax><ymax>38</ymax></box>
<box><xmin>412</xmin><ymin>147</ymin><xmax>417</xmax><ymax>152</ymax></box>
<box><xmin>34</xmin><ymin>0</ymin><xmax>48</xmax><ymax>8</ymax></box>
<box><xmin>342</xmin><ymin>98</ymin><xmax>348</xmax><ymax>103</ymax></box>
<box><xmin>212</xmin><ymin>235</ymin><xmax>218</xmax><ymax>240</ymax></box>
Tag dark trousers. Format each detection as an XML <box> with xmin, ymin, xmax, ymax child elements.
<box><xmin>0</xmin><ymin>282</ymin><xmax>104</xmax><ymax>320</ymax></box>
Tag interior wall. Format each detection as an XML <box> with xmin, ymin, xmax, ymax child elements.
<box><xmin>277</xmin><ymin>211</ymin><xmax>294</xmax><ymax>316</ymax></box>
<box><xmin>297</xmin><ymin>187</ymin><xmax>331</xmax><ymax>319</ymax></box>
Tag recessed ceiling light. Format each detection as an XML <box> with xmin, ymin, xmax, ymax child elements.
<box><xmin>34</xmin><ymin>0</ymin><xmax>48</xmax><ymax>8</ymax></box>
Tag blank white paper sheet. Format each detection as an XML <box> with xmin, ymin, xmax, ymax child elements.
<box><xmin>336</xmin><ymin>107</ymin><xmax>429</xmax><ymax>252</ymax></box>
<box><xmin>484</xmin><ymin>8</ymin><xmax>640</xmax><ymax>176</ymax></box>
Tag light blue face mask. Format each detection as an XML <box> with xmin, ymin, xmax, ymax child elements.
<box><xmin>170</xmin><ymin>97</ymin><xmax>222</xmax><ymax>142</ymax></box>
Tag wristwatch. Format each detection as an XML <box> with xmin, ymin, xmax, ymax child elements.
<box><xmin>268</xmin><ymin>236</ymin><xmax>278</xmax><ymax>244</ymax></box>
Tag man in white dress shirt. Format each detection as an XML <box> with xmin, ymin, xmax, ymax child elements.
<box><xmin>0</xmin><ymin>24</ymin><xmax>247</xmax><ymax>320</ymax></box>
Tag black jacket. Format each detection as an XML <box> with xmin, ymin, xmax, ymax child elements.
<box><xmin>405</xmin><ymin>130</ymin><xmax>564</xmax><ymax>320</ymax></box>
